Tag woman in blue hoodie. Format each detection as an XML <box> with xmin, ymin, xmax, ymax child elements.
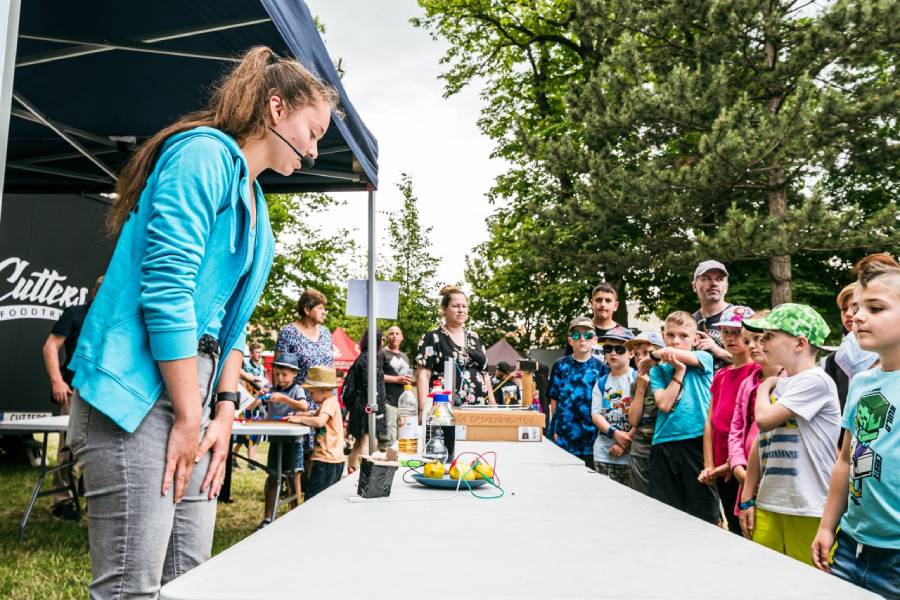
<box><xmin>66</xmin><ymin>46</ymin><xmax>338</xmax><ymax>598</ymax></box>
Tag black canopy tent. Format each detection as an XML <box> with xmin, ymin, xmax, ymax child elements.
<box><xmin>1</xmin><ymin>0</ymin><xmax>377</xmax><ymax>194</ymax></box>
<box><xmin>0</xmin><ymin>0</ymin><xmax>383</xmax><ymax>443</ymax></box>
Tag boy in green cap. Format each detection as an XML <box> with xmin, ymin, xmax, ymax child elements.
<box><xmin>737</xmin><ymin>304</ymin><xmax>841</xmax><ymax>565</ymax></box>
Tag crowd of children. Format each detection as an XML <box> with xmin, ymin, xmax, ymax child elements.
<box><xmin>547</xmin><ymin>254</ymin><xmax>899</xmax><ymax>598</ymax></box>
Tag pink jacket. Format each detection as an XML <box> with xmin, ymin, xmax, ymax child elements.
<box><xmin>727</xmin><ymin>369</ymin><xmax>762</xmax><ymax>471</ymax></box>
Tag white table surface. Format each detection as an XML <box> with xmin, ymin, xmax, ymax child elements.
<box><xmin>0</xmin><ymin>415</ymin><xmax>69</xmax><ymax>432</ymax></box>
<box><xmin>160</xmin><ymin>440</ymin><xmax>875</xmax><ymax>600</ymax></box>
<box><xmin>0</xmin><ymin>415</ymin><xmax>308</xmax><ymax>437</ymax></box>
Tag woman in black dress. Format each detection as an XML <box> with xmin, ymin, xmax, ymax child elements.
<box><xmin>415</xmin><ymin>285</ymin><xmax>496</xmax><ymax>409</ymax></box>
<box><xmin>342</xmin><ymin>330</ymin><xmax>387</xmax><ymax>472</ymax></box>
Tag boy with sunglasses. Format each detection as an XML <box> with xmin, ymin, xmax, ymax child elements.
<box><xmin>591</xmin><ymin>326</ymin><xmax>638</xmax><ymax>484</ymax></box>
<box><xmin>548</xmin><ymin>316</ymin><xmax>610</xmax><ymax>468</ymax></box>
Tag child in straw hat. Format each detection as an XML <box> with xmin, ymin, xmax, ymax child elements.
<box><xmin>287</xmin><ymin>366</ymin><xmax>345</xmax><ymax>499</ymax></box>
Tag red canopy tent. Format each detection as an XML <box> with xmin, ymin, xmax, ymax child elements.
<box><xmin>485</xmin><ymin>337</ymin><xmax>525</xmax><ymax>368</ymax></box>
<box><xmin>332</xmin><ymin>327</ymin><xmax>360</xmax><ymax>371</ymax></box>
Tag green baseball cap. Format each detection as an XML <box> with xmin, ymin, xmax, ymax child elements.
<box><xmin>742</xmin><ymin>303</ymin><xmax>830</xmax><ymax>349</ymax></box>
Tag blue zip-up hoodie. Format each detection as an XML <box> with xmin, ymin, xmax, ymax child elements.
<box><xmin>70</xmin><ymin>127</ymin><xmax>275</xmax><ymax>432</ymax></box>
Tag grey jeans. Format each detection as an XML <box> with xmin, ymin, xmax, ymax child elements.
<box><xmin>68</xmin><ymin>354</ymin><xmax>219</xmax><ymax>599</ymax></box>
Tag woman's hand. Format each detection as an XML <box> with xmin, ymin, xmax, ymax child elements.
<box><xmin>162</xmin><ymin>416</ymin><xmax>201</xmax><ymax>502</ymax></box>
<box><xmin>195</xmin><ymin>408</ymin><xmax>234</xmax><ymax>500</ymax></box>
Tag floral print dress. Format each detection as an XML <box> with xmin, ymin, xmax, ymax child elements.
<box><xmin>415</xmin><ymin>327</ymin><xmax>489</xmax><ymax>405</ymax></box>
<box><xmin>275</xmin><ymin>323</ymin><xmax>333</xmax><ymax>451</ymax></box>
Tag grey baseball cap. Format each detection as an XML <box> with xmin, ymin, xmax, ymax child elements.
<box><xmin>693</xmin><ymin>260</ymin><xmax>729</xmax><ymax>280</ymax></box>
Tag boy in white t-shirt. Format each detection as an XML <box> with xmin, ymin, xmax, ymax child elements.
<box><xmin>738</xmin><ymin>304</ymin><xmax>840</xmax><ymax>565</ymax></box>
<box><xmin>591</xmin><ymin>326</ymin><xmax>638</xmax><ymax>485</ymax></box>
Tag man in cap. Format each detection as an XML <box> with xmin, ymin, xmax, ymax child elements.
<box><xmin>692</xmin><ymin>260</ymin><xmax>734</xmax><ymax>369</ymax></box>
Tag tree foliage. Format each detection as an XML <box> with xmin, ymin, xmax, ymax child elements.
<box><xmin>248</xmin><ymin>193</ymin><xmax>357</xmax><ymax>348</ymax></box>
<box><xmin>415</xmin><ymin>0</ymin><xmax>900</xmax><ymax>346</ymax></box>
<box><xmin>384</xmin><ymin>174</ymin><xmax>441</xmax><ymax>355</ymax></box>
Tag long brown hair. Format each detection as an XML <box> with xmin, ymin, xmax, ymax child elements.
<box><xmin>107</xmin><ymin>46</ymin><xmax>339</xmax><ymax>236</ymax></box>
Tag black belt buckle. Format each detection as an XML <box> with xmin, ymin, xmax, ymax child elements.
<box><xmin>198</xmin><ymin>334</ymin><xmax>220</xmax><ymax>358</ymax></box>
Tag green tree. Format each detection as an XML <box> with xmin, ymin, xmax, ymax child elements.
<box><xmin>384</xmin><ymin>174</ymin><xmax>440</xmax><ymax>355</ymax></box>
<box><xmin>417</xmin><ymin>0</ymin><xmax>900</xmax><ymax>345</ymax></box>
<box><xmin>249</xmin><ymin>193</ymin><xmax>358</xmax><ymax>348</ymax></box>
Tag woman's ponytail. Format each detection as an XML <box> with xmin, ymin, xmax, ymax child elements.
<box><xmin>107</xmin><ymin>46</ymin><xmax>339</xmax><ymax>236</ymax></box>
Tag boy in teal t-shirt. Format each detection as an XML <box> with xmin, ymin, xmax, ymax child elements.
<box><xmin>812</xmin><ymin>256</ymin><xmax>900</xmax><ymax>599</ymax></box>
<box><xmin>841</xmin><ymin>369</ymin><xmax>900</xmax><ymax>547</ymax></box>
<box><xmin>643</xmin><ymin>311</ymin><xmax>720</xmax><ymax>525</ymax></box>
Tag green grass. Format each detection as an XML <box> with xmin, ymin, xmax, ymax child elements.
<box><xmin>0</xmin><ymin>434</ymin><xmax>292</xmax><ymax>599</ymax></box>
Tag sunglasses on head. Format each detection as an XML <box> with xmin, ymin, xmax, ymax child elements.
<box><xmin>569</xmin><ymin>331</ymin><xmax>596</xmax><ymax>341</ymax></box>
<box><xmin>602</xmin><ymin>344</ymin><xmax>628</xmax><ymax>355</ymax></box>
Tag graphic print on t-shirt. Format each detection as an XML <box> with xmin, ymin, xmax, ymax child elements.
<box><xmin>850</xmin><ymin>389</ymin><xmax>895</xmax><ymax>503</ymax></box>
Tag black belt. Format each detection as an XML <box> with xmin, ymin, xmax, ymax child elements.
<box><xmin>198</xmin><ymin>334</ymin><xmax>220</xmax><ymax>358</ymax></box>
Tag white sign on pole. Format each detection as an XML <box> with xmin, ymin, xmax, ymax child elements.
<box><xmin>345</xmin><ymin>280</ymin><xmax>399</xmax><ymax>319</ymax></box>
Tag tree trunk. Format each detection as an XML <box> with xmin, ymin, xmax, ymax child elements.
<box><xmin>765</xmin><ymin>2</ymin><xmax>792</xmax><ymax>307</ymax></box>
<box><xmin>768</xmin><ymin>169</ymin><xmax>792</xmax><ymax>307</ymax></box>
<box><xmin>611</xmin><ymin>276</ymin><xmax>629</xmax><ymax>328</ymax></box>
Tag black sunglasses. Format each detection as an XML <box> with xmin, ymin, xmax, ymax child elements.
<box><xmin>602</xmin><ymin>344</ymin><xmax>628</xmax><ymax>355</ymax></box>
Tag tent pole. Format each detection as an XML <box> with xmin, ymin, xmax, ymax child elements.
<box><xmin>0</xmin><ymin>0</ymin><xmax>21</xmax><ymax>225</ymax></box>
<box><xmin>366</xmin><ymin>185</ymin><xmax>378</xmax><ymax>456</ymax></box>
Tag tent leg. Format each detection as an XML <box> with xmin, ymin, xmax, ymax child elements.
<box><xmin>366</xmin><ymin>186</ymin><xmax>378</xmax><ymax>456</ymax></box>
<box><xmin>0</xmin><ymin>0</ymin><xmax>22</xmax><ymax>224</ymax></box>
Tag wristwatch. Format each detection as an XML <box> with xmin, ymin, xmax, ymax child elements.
<box><xmin>606</xmin><ymin>425</ymin><xmax>619</xmax><ymax>439</ymax></box>
<box><xmin>214</xmin><ymin>391</ymin><xmax>239</xmax><ymax>409</ymax></box>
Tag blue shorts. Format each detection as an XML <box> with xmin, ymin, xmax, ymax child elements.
<box><xmin>831</xmin><ymin>529</ymin><xmax>900</xmax><ymax>599</ymax></box>
<box><xmin>266</xmin><ymin>440</ymin><xmax>304</xmax><ymax>474</ymax></box>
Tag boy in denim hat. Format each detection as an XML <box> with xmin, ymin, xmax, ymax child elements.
<box><xmin>260</xmin><ymin>353</ymin><xmax>309</xmax><ymax>527</ymax></box>
<box><xmin>738</xmin><ymin>304</ymin><xmax>840</xmax><ymax>564</ymax></box>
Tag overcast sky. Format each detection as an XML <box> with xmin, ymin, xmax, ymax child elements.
<box><xmin>303</xmin><ymin>0</ymin><xmax>507</xmax><ymax>288</ymax></box>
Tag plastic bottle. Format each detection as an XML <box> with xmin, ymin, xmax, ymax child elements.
<box><xmin>397</xmin><ymin>385</ymin><xmax>419</xmax><ymax>455</ymax></box>
<box><xmin>423</xmin><ymin>392</ymin><xmax>455</xmax><ymax>463</ymax></box>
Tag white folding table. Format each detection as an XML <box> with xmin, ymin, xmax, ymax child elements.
<box><xmin>160</xmin><ymin>440</ymin><xmax>876</xmax><ymax>600</ymax></box>
<box><xmin>0</xmin><ymin>415</ymin><xmax>309</xmax><ymax>539</ymax></box>
<box><xmin>0</xmin><ymin>415</ymin><xmax>78</xmax><ymax>540</ymax></box>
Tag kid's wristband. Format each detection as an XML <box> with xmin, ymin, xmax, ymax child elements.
<box><xmin>738</xmin><ymin>498</ymin><xmax>756</xmax><ymax>511</ymax></box>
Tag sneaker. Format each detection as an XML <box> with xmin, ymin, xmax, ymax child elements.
<box><xmin>51</xmin><ymin>501</ymin><xmax>80</xmax><ymax>522</ymax></box>
<box><xmin>231</xmin><ymin>459</ymin><xmax>242</xmax><ymax>469</ymax></box>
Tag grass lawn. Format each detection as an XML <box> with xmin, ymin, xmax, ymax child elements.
<box><xmin>0</xmin><ymin>434</ymin><xmax>291</xmax><ymax>599</ymax></box>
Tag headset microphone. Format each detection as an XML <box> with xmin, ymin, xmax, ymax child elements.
<box><xmin>267</xmin><ymin>126</ymin><xmax>315</xmax><ymax>170</ymax></box>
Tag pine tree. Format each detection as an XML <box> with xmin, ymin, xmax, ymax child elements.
<box><xmin>385</xmin><ymin>174</ymin><xmax>440</xmax><ymax>356</ymax></box>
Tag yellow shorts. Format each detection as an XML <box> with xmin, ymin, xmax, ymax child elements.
<box><xmin>752</xmin><ymin>507</ymin><xmax>820</xmax><ymax>566</ymax></box>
